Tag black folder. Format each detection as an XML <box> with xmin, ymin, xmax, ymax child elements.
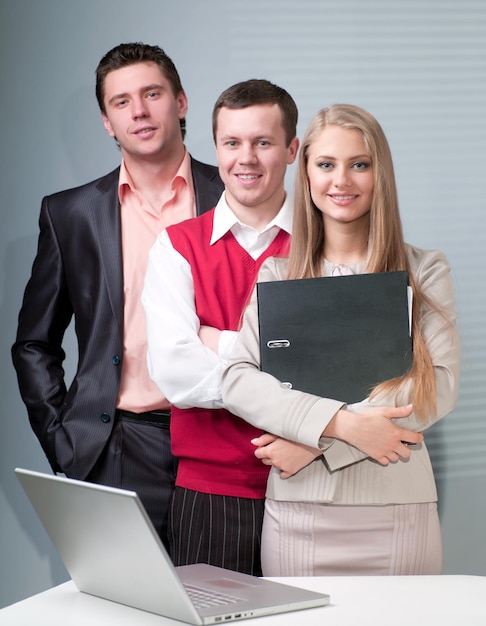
<box><xmin>257</xmin><ymin>271</ymin><xmax>413</xmax><ymax>404</ymax></box>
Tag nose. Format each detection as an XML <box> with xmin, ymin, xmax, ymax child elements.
<box><xmin>333</xmin><ymin>165</ymin><xmax>351</xmax><ymax>188</ymax></box>
<box><xmin>131</xmin><ymin>96</ymin><xmax>149</xmax><ymax>119</ymax></box>
<box><xmin>238</xmin><ymin>143</ymin><xmax>258</xmax><ymax>164</ymax></box>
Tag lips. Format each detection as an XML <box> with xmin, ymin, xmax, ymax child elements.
<box><xmin>235</xmin><ymin>173</ymin><xmax>263</xmax><ymax>187</ymax></box>
<box><xmin>133</xmin><ymin>126</ymin><xmax>156</xmax><ymax>136</ymax></box>
<box><xmin>327</xmin><ymin>194</ymin><xmax>359</xmax><ymax>205</ymax></box>
<box><xmin>236</xmin><ymin>174</ymin><xmax>261</xmax><ymax>180</ymax></box>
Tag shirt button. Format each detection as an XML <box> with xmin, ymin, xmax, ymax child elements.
<box><xmin>112</xmin><ymin>355</ymin><xmax>121</xmax><ymax>366</ymax></box>
<box><xmin>100</xmin><ymin>413</ymin><xmax>111</xmax><ymax>423</ymax></box>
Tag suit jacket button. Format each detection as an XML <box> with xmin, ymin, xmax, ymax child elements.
<box><xmin>100</xmin><ymin>413</ymin><xmax>111</xmax><ymax>423</ymax></box>
<box><xmin>112</xmin><ymin>355</ymin><xmax>120</xmax><ymax>366</ymax></box>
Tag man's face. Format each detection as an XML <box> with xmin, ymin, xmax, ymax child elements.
<box><xmin>215</xmin><ymin>104</ymin><xmax>298</xmax><ymax>224</ymax></box>
<box><xmin>101</xmin><ymin>61</ymin><xmax>187</xmax><ymax>163</ymax></box>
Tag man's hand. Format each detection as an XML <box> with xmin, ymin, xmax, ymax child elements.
<box><xmin>198</xmin><ymin>325</ymin><xmax>221</xmax><ymax>354</ymax></box>
<box><xmin>251</xmin><ymin>433</ymin><xmax>322</xmax><ymax>478</ymax></box>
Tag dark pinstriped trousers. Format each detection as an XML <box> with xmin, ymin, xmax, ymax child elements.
<box><xmin>169</xmin><ymin>487</ymin><xmax>265</xmax><ymax>576</ymax></box>
<box><xmin>85</xmin><ymin>418</ymin><xmax>177</xmax><ymax>551</ymax></box>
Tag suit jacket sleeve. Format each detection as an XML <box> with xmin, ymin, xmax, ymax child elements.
<box><xmin>11</xmin><ymin>168</ymin><xmax>124</xmax><ymax>477</ymax></box>
<box><xmin>12</xmin><ymin>195</ymin><xmax>73</xmax><ymax>471</ymax></box>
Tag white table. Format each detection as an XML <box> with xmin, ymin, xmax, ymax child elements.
<box><xmin>1</xmin><ymin>575</ymin><xmax>485</xmax><ymax>625</ymax></box>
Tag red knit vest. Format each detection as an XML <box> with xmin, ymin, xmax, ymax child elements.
<box><xmin>166</xmin><ymin>209</ymin><xmax>290</xmax><ymax>498</ymax></box>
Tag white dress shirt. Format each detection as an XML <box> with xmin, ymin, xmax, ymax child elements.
<box><xmin>142</xmin><ymin>191</ymin><xmax>292</xmax><ymax>409</ymax></box>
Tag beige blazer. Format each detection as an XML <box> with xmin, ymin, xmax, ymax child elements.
<box><xmin>222</xmin><ymin>245</ymin><xmax>460</xmax><ymax>505</ymax></box>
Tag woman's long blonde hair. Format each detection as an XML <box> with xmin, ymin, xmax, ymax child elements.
<box><xmin>288</xmin><ymin>104</ymin><xmax>436</xmax><ymax>420</ymax></box>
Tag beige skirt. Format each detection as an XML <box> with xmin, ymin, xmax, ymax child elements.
<box><xmin>261</xmin><ymin>499</ymin><xmax>442</xmax><ymax>576</ymax></box>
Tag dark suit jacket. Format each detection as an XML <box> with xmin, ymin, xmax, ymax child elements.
<box><xmin>12</xmin><ymin>157</ymin><xmax>223</xmax><ymax>478</ymax></box>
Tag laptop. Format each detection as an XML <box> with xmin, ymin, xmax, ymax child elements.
<box><xmin>15</xmin><ymin>468</ymin><xmax>329</xmax><ymax>624</ymax></box>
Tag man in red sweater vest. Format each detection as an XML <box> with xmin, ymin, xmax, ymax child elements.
<box><xmin>142</xmin><ymin>79</ymin><xmax>299</xmax><ymax>575</ymax></box>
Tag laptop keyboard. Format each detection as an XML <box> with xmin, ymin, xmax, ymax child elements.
<box><xmin>185</xmin><ymin>584</ymin><xmax>243</xmax><ymax>609</ymax></box>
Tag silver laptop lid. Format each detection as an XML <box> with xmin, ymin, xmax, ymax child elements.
<box><xmin>15</xmin><ymin>468</ymin><xmax>202</xmax><ymax>623</ymax></box>
<box><xmin>15</xmin><ymin>468</ymin><xmax>329</xmax><ymax>624</ymax></box>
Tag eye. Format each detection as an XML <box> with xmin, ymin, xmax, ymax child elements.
<box><xmin>115</xmin><ymin>99</ymin><xmax>128</xmax><ymax>108</ymax></box>
<box><xmin>258</xmin><ymin>140</ymin><xmax>270</xmax><ymax>147</ymax></box>
<box><xmin>317</xmin><ymin>161</ymin><xmax>333</xmax><ymax>170</ymax></box>
<box><xmin>353</xmin><ymin>161</ymin><xmax>370</xmax><ymax>170</ymax></box>
<box><xmin>146</xmin><ymin>91</ymin><xmax>160</xmax><ymax>99</ymax></box>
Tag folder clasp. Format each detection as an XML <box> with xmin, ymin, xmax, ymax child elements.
<box><xmin>266</xmin><ymin>339</ymin><xmax>290</xmax><ymax>349</ymax></box>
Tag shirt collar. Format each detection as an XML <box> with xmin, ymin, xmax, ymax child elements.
<box><xmin>210</xmin><ymin>191</ymin><xmax>293</xmax><ymax>245</ymax></box>
<box><xmin>118</xmin><ymin>160</ymin><xmax>135</xmax><ymax>202</ymax></box>
<box><xmin>118</xmin><ymin>149</ymin><xmax>193</xmax><ymax>205</ymax></box>
<box><xmin>171</xmin><ymin>149</ymin><xmax>193</xmax><ymax>196</ymax></box>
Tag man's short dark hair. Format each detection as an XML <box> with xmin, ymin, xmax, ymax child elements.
<box><xmin>212</xmin><ymin>79</ymin><xmax>298</xmax><ymax>146</ymax></box>
<box><xmin>96</xmin><ymin>42</ymin><xmax>186</xmax><ymax>138</ymax></box>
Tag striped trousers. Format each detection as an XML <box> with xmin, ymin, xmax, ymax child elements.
<box><xmin>169</xmin><ymin>487</ymin><xmax>265</xmax><ymax>576</ymax></box>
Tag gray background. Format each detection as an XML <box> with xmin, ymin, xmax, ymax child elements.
<box><xmin>1</xmin><ymin>0</ymin><xmax>485</xmax><ymax>608</ymax></box>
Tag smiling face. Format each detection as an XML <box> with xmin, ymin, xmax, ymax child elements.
<box><xmin>215</xmin><ymin>104</ymin><xmax>298</xmax><ymax>226</ymax></box>
<box><xmin>306</xmin><ymin>124</ymin><xmax>374</xmax><ymax>229</ymax></box>
<box><xmin>101</xmin><ymin>61</ymin><xmax>187</xmax><ymax>164</ymax></box>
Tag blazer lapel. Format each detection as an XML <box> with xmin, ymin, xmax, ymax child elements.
<box><xmin>191</xmin><ymin>157</ymin><xmax>223</xmax><ymax>216</ymax></box>
<box><xmin>90</xmin><ymin>168</ymin><xmax>124</xmax><ymax>335</ymax></box>
<box><xmin>87</xmin><ymin>161</ymin><xmax>221</xmax><ymax>336</ymax></box>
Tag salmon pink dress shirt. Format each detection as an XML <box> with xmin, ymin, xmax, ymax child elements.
<box><xmin>117</xmin><ymin>150</ymin><xmax>195</xmax><ymax>411</ymax></box>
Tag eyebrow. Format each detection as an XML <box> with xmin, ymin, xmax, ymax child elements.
<box><xmin>314</xmin><ymin>153</ymin><xmax>370</xmax><ymax>161</ymax></box>
<box><xmin>218</xmin><ymin>134</ymin><xmax>274</xmax><ymax>142</ymax></box>
<box><xmin>107</xmin><ymin>83</ymin><xmax>165</xmax><ymax>106</ymax></box>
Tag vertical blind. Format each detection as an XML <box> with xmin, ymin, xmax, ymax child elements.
<box><xmin>227</xmin><ymin>0</ymin><xmax>486</xmax><ymax>482</ymax></box>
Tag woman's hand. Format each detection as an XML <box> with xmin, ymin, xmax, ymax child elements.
<box><xmin>251</xmin><ymin>433</ymin><xmax>322</xmax><ymax>478</ymax></box>
<box><xmin>326</xmin><ymin>403</ymin><xmax>423</xmax><ymax>465</ymax></box>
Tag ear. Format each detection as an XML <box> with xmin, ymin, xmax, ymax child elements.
<box><xmin>177</xmin><ymin>90</ymin><xmax>189</xmax><ymax>119</ymax></box>
<box><xmin>101</xmin><ymin>113</ymin><xmax>115</xmax><ymax>138</ymax></box>
<box><xmin>287</xmin><ymin>137</ymin><xmax>300</xmax><ymax>165</ymax></box>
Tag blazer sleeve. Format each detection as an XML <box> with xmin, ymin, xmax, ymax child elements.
<box><xmin>310</xmin><ymin>248</ymin><xmax>461</xmax><ymax>471</ymax></box>
<box><xmin>223</xmin><ymin>249</ymin><xmax>461</xmax><ymax>471</ymax></box>
<box><xmin>222</xmin><ymin>257</ymin><xmax>345</xmax><ymax>447</ymax></box>
<box><xmin>11</xmin><ymin>196</ymin><xmax>73</xmax><ymax>471</ymax></box>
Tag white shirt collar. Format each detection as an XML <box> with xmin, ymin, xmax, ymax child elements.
<box><xmin>210</xmin><ymin>191</ymin><xmax>293</xmax><ymax>245</ymax></box>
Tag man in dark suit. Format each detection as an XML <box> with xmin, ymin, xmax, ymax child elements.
<box><xmin>11</xmin><ymin>42</ymin><xmax>223</xmax><ymax>549</ymax></box>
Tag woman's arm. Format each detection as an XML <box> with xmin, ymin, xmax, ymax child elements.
<box><xmin>222</xmin><ymin>260</ymin><xmax>422</xmax><ymax>465</ymax></box>
<box><xmin>322</xmin><ymin>248</ymin><xmax>461</xmax><ymax>471</ymax></box>
<box><xmin>251</xmin><ymin>403</ymin><xmax>422</xmax><ymax>478</ymax></box>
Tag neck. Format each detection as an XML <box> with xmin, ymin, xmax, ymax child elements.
<box><xmin>122</xmin><ymin>144</ymin><xmax>186</xmax><ymax>199</ymax></box>
<box><xmin>322</xmin><ymin>218</ymin><xmax>369</xmax><ymax>265</ymax></box>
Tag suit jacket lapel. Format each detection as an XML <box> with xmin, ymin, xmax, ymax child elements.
<box><xmin>90</xmin><ymin>168</ymin><xmax>124</xmax><ymax>335</ymax></box>
<box><xmin>191</xmin><ymin>157</ymin><xmax>223</xmax><ymax>216</ymax></box>
<box><xmin>86</xmin><ymin>161</ymin><xmax>221</xmax><ymax>337</ymax></box>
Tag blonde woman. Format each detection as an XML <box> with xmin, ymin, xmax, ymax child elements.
<box><xmin>222</xmin><ymin>104</ymin><xmax>460</xmax><ymax>576</ymax></box>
